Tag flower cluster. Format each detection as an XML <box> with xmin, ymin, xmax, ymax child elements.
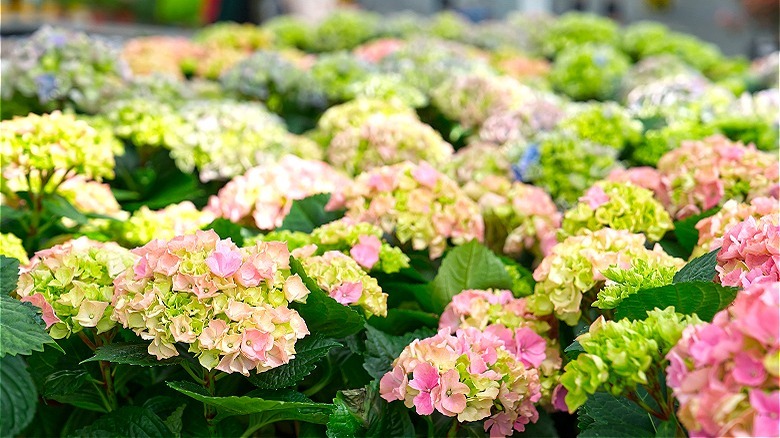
<box><xmin>666</xmin><ymin>281</ymin><xmax>779</xmax><ymax>437</ymax></box>
<box><xmin>353</xmin><ymin>38</ymin><xmax>404</xmax><ymax>63</ymax></box>
<box><xmin>560</xmin><ymin>181</ymin><xmax>673</xmax><ymax>243</ymax></box>
<box><xmin>694</xmin><ymin>197</ymin><xmax>777</xmax><ymax>257</ymax></box>
<box><xmin>630</xmin><ymin>119</ymin><xmax>717</xmax><ymax>167</ymax></box>
<box><xmin>293</xmin><ymin>247</ymin><xmax>387</xmax><ymax>318</ymax></box>
<box><xmin>121</xmin><ymin>36</ymin><xmax>202</xmax><ymax>79</ymax></box>
<box><xmin>540</xmin><ymin>12</ymin><xmax>619</xmax><ymax>57</ymax></box>
<box><xmin>657</xmin><ymin>135</ymin><xmax>779</xmax><ymax>219</ymax></box>
<box><xmin>478</xmin><ymin>99</ymin><xmax>564</xmax><ymax>146</ymax></box>
<box><xmin>463</xmin><ymin>176</ymin><xmax>560</xmax><ymax>259</ymax></box>
<box><xmin>0</xmin><ymin>233</ymin><xmax>29</xmax><ymax>264</ymax></box>
<box><xmin>100</xmin><ymin>98</ymin><xmax>183</xmax><ymax>149</ymax></box>
<box><xmin>346</xmin><ymin>73</ymin><xmax>428</xmax><ymax>108</ymax></box>
<box><xmin>715</xmin><ymin>213</ymin><xmax>779</xmax><ymax>288</ymax></box>
<box><xmin>0</xmin><ymin>112</ymin><xmax>122</xmax><ymax>196</ymax></box>
<box><xmin>510</xmin><ymin>133</ymin><xmax>620</xmax><ymax>207</ymax></box>
<box><xmin>713</xmin><ymin>88</ymin><xmax>780</xmax><ymax>152</ymax></box>
<box><xmin>106</xmin><ymin>201</ymin><xmax>215</xmax><ymax>248</ymax></box>
<box><xmin>557</xmin><ymin>102</ymin><xmax>642</xmax><ymax>151</ymax></box>
<box><xmin>166</xmin><ymin>100</ymin><xmax>321</xmax><ymax>182</ymax></box>
<box><xmin>312</xmin><ymin>98</ymin><xmax>415</xmax><ymax>146</ymax></box>
<box><xmin>549</xmin><ymin>44</ymin><xmax>630</xmax><ymax>101</ymax></box>
<box><xmin>379</xmin><ymin>328</ymin><xmax>542</xmax><ymax>437</ymax></box>
<box><xmin>308</xmin><ymin>52</ymin><xmax>374</xmax><ymax>103</ymax></box>
<box><xmin>1</xmin><ymin>26</ymin><xmax>128</xmax><ymax>115</ymax></box>
<box><xmin>529</xmin><ymin>228</ymin><xmax>683</xmax><ymax>325</ymax></box>
<box><xmin>327</xmin><ymin>113</ymin><xmax>453</xmax><ymax>176</ymax></box>
<box><xmin>439</xmin><ymin>289</ymin><xmax>563</xmax><ymax>404</ymax></box>
<box><xmin>595</xmin><ymin>258</ymin><xmax>679</xmax><ymax>309</ymax></box>
<box><xmin>193</xmin><ymin>22</ymin><xmax>274</xmax><ymax>52</ymax></box>
<box><xmin>206</xmin><ymin>155</ymin><xmax>349</xmax><ymax>230</ymax></box>
<box><xmin>560</xmin><ymin>307</ymin><xmax>700</xmax><ymax>411</ymax></box>
<box><xmin>447</xmin><ymin>142</ymin><xmax>512</xmax><ymax>186</ymax></box>
<box><xmin>606</xmin><ymin>167</ymin><xmax>669</xmax><ymax>207</ymax></box>
<box><xmin>307</xmin><ymin>10</ymin><xmax>380</xmax><ymax>52</ymax></box>
<box><xmin>329</xmin><ymin>161</ymin><xmax>484</xmax><ymax>259</ymax></box>
<box><xmin>112</xmin><ymin>230</ymin><xmax>310</xmax><ymax>374</ymax></box>
<box><xmin>17</xmin><ymin>237</ymin><xmax>137</xmax><ymax>339</ymax></box>
<box><xmin>431</xmin><ymin>73</ymin><xmax>535</xmax><ymax>129</ymax></box>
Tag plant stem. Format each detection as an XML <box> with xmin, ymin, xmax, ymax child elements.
<box><xmin>94</xmin><ymin>332</ymin><xmax>118</xmax><ymax>412</ymax></box>
<box><xmin>303</xmin><ymin>356</ymin><xmax>333</xmax><ymax>397</ymax></box>
<box><xmin>77</xmin><ymin>331</ymin><xmax>97</xmax><ymax>351</ymax></box>
<box><xmin>423</xmin><ymin>415</ymin><xmax>435</xmax><ymax>438</ymax></box>
<box><xmin>203</xmin><ymin>369</ymin><xmax>218</xmax><ymax>436</ymax></box>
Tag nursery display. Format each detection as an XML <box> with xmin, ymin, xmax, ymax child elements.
<box><xmin>0</xmin><ymin>10</ymin><xmax>778</xmax><ymax>438</ymax></box>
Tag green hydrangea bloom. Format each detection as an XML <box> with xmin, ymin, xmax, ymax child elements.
<box><xmin>307</xmin><ymin>10</ymin><xmax>380</xmax><ymax>52</ymax></box>
<box><xmin>194</xmin><ymin>22</ymin><xmax>274</xmax><ymax>51</ymax></box>
<box><xmin>541</xmin><ymin>12</ymin><xmax>619</xmax><ymax>57</ymax></box>
<box><xmin>309</xmin><ymin>52</ymin><xmax>373</xmax><ymax>103</ymax></box>
<box><xmin>0</xmin><ymin>233</ymin><xmax>29</xmax><ymax>265</ymax></box>
<box><xmin>100</xmin><ymin>98</ymin><xmax>184</xmax><ymax>149</ymax></box>
<box><xmin>560</xmin><ymin>181</ymin><xmax>674</xmax><ymax>242</ymax></box>
<box><xmin>311</xmin><ymin>98</ymin><xmax>416</xmax><ymax>147</ymax></box>
<box><xmin>558</xmin><ymin>103</ymin><xmax>642</xmax><ymax>151</ymax></box>
<box><xmin>106</xmin><ymin>201</ymin><xmax>215</xmax><ymax>248</ymax></box>
<box><xmin>631</xmin><ymin>120</ymin><xmax>717</xmax><ymax>166</ymax></box>
<box><xmin>550</xmin><ymin>44</ymin><xmax>630</xmax><ymax>101</ymax></box>
<box><xmin>560</xmin><ymin>307</ymin><xmax>700</xmax><ymax>411</ymax></box>
<box><xmin>595</xmin><ymin>258</ymin><xmax>679</xmax><ymax>309</ymax></box>
<box><xmin>255</xmin><ymin>230</ymin><xmax>312</xmax><ymax>252</ymax></box>
<box><xmin>347</xmin><ymin>74</ymin><xmax>428</xmax><ymax>108</ymax></box>
<box><xmin>263</xmin><ymin>15</ymin><xmax>313</xmax><ymax>49</ymax></box>
<box><xmin>621</xmin><ymin>21</ymin><xmax>670</xmax><ymax>60</ymax></box>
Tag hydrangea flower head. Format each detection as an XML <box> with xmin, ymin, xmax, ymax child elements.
<box><xmin>666</xmin><ymin>281</ymin><xmax>780</xmax><ymax>437</ymax></box>
<box><xmin>379</xmin><ymin>328</ymin><xmax>542</xmax><ymax>437</ymax></box>
<box><xmin>561</xmin><ymin>307</ymin><xmax>700</xmax><ymax>411</ymax></box>
<box><xmin>658</xmin><ymin>135</ymin><xmax>779</xmax><ymax>219</ymax></box>
<box><xmin>716</xmin><ymin>213</ymin><xmax>779</xmax><ymax>288</ymax></box>
<box><xmin>106</xmin><ymin>201</ymin><xmax>215</xmax><ymax>248</ymax></box>
<box><xmin>595</xmin><ymin>258</ymin><xmax>679</xmax><ymax>309</ymax></box>
<box><xmin>529</xmin><ymin>229</ymin><xmax>684</xmax><ymax>325</ymax></box>
<box><xmin>16</xmin><ymin>237</ymin><xmax>137</xmax><ymax>339</ymax></box>
<box><xmin>0</xmin><ymin>233</ymin><xmax>29</xmax><ymax>265</ymax></box>
<box><xmin>121</xmin><ymin>36</ymin><xmax>202</xmax><ymax>79</ymax></box>
<box><xmin>550</xmin><ymin>44</ymin><xmax>630</xmax><ymax>101</ymax></box>
<box><xmin>292</xmin><ymin>246</ymin><xmax>387</xmax><ymax>318</ymax></box>
<box><xmin>100</xmin><ymin>98</ymin><xmax>184</xmax><ymax>149</ymax></box>
<box><xmin>206</xmin><ymin>156</ymin><xmax>350</xmax><ymax>230</ymax></box>
<box><xmin>462</xmin><ymin>175</ymin><xmax>560</xmax><ymax>259</ymax></box>
<box><xmin>447</xmin><ymin>142</ymin><xmax>513</xmax><ymax>186</ymax></box>
<box><xmin>327</xmin><ymin>113</ymin><xmax>453</xmax><ymax>176</ymax></box>
<box><xmin>557</xmin><ymin>102</ymin><xmax>642</xmax><ymax>151</ymax></box>
<box><xmin>694</xmin><ymin>197</ymin><xmax>777</xmax><ymax>257</ymax></box>
<box><xmin>112</xmin><ymin>230</ymin><xmax>310</xmax><ymax>374</ymax></box>
<box><xmin>560</xmin><ymin>181</ymin><xmax>673</xmax><ymax>242</ymax></box>
<box><xmin>329</xmin><ymin>161</ymin><xmax>484</xmax><ymax>259</ymax></box>
<box><xmin>312</xmin><ymin>98</ymin><xmax>415</xmax><ymax>146</ymax></box>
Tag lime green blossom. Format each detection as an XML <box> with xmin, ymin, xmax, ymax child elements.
<box><xmin>529</xmin><ymin>229</ymin><xmax>684</xmax><ymax>325</ymax></box>
<box><xmin>595</xmin><ymin>258</ymin><xmax>679</xmax><ymax>309</ymax></box>
<box><xmin>541</xmin><ymin>12</ymin><xmax>619</xmax><ymax>57</ymax></box>
<box><xmin>312</xmin><ymin>98</ymin><xmax>416</xmax><ymax>146</ymax></box>
<box><xmin>550</xmin><ymin>44</ymin><xmax>630</xmax><ymax>101</ymax></box>
<box><xmin>100</xmin><ymin>98</ymin><xmax>184</xmax><ymax>149</ymax></box>
<box><xmin>560</xmin><ymin>181</ymin><xmax>674</xmax><ymax>242</ymax></box>
<box><xmin>105</xmin><ymin>201</ymin><xmax>215</xmax><ymax>248</ymax></box>
<box><xmin>294</xmin><ymin>247</ymin><xmax>387</xmax><ymax>318</ymax></box>
<box><xmin>557</xmin><ymin>103</ymin><xmax>642</xmax><ymax>151</ymax></box>
<box><xmin>194</xmin><ymin>22</ymin><xmax>274</xmax><ymax>52</ymax></box>
<box><xmin>561</xmin><ymin>308</ymin><xmax>700</xmax><ymax>411</ymax></box>
<box><xmin>16</xmin><ymin>237</ymin><xmax>137</xmax><ymax>339</ymax></box>
<box><xmin>0</xmin><ymin>233</ymin><xmax>29</xmax><ymax>265</ymax></box>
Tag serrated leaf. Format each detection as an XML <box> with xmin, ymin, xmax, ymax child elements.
<box><xmin>278</xmin><ymin>194</ymin><xmax>344</xmax><ymax>233</ymax></box>
<box><xmin>329</xmin><ymin>383</ymin><xmax>415</xmax><ymax>438</ymax></box>
<box><xmin>615</xmin><ymin>281</ymin><xmax>738</xmax><ymax>322</ymax></box>
<box><xmin>673</xmin><ymin>249</ymin><xmax>719</xmax><ymax>283</ymax></box>
<box><xmin>290</xmin><ymin>257</ymin><xmax>365</xmax><ymax>338</ymax></box>
<box><xmin>327</xmin><ymin>397</ymin><xmax>362</xmax><ymax>438</ymax></box>
<box><xmin>168</xmin><ymin>381</ymin><xmax>333</xmax><ymax>425</ymax></box>
<box><xmin>248</xmin><ymin>334</ymin><xmax>341</xmax><ymax>389</ymax></box>
<box><xmin>673</xmin><ymin>208</ymin><xmax>719</xmax><ymax>256</ymax></box>
<box><xmin>202</xmin><ymin>218</ymin><xmax>252</xmax><ymax>247</ymax></box>
<box><xmin>1</xmin><ymin>255</ymin><xmax>20</xmax><ymax>296</ymax></box>
<box><xmin>81</xmin><ymin>342</ymin><xmax>183</xmax><ymax>367</ymax></box>
<box><xmin>0</xmin><ymin>294</ymin><xmax>60</xmax><ymax>357</ymax></box>
<box><xmin>564</xmin><ymin>340</ymin><xmax>585</xmax><ymax>360</ymax></box>
<box><xmin>41</xmin><ymin>369</ymin><xmax>108</xmax><ymax>412</ymax></box>
<box><xmin>0</xmin><ymin>355</ymin><xmax>37</xmax><ymax>437</ymax></box>
<box><xmin>363</xmin><ymin>325</ymin><xmax>436</xmax><ymax>380</ymax></box>
<box><xmin>578</xmin><ymin>393</ymin><xmax>658</xmax><ymax>437</ymax></box>
<box><xmin>430</xmin><ymin>240</ymin><xmax>513</xmax><ymax>313</ymax></box>
<box><xmin>43</xmin><ymin>194</ymin><xmax>88</xmax><ymax>225</ymax></box>
<box><xmin>72</xmin><ymin>406</ymin><xmax>173</xmax><ymax>437</ymax></box>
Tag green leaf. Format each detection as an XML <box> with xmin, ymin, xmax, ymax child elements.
<box><xmin>1</xmin><ymin>256</ymin><xmax>20</xmax><ymax>296</ymax></box>
<box><xmin>329</xmin><ymin>383</ymin><xmax>415</xmax><ymax>438</ymax></box>
<box><xmin>430</xmin><ymin>240</ymin><xmax>513</xmax><ymax>313</ymax></box>
<box><xmin>0</xmin><ymin>294</ymin><xmax>60</xmax><ymax>357</ymax></box>
<box><xmin>202</xmin><ymin>218</ymin><xmax>254</xmax><ymax>247</ymax></box>
<box><xmin>41</xmin><ymin>369</ymin><xmax>108</xmax><ymax>413</ymax></box>
<box><xmin>168</xmin><ymin>381</ymin><xmax>334</xmax><ymax>425</ymax></box>
<box><xmin>43</xmin><ymin>194</ymin><xmax>88</xmax><ymax>225</ymax></box>
<box><xmin>72</xmin><ymin>406</ymin><xmax>173</xmax><ymax>437</ymax></box>
<box><xmin>615</xmin><ymin>281</ymin><xmax>738</xmax><ymax>322</ymax></box>
<box><xmin>81</xmin><ymin>342</ymin><xmax>183</xmax><ymax>367</ymax></box>
<box><xmin>673</xmin><ymin>208</ymin><xmax>719</xmax><ymax>255</ymax></box>
<box><xmin>673</xmin><ymin>249</ymin><xmax>719</xmax><ymax>283</ymax></box>
<box><xmin>564</xmin><ymin>340</ymin><xmax>585</xmax><ymax>360</ymax></box>
<box><xmin>578</xmin><ymin>393</ymin><xmax>658</xmax><ymax>437</ymax></box>
<box><xmin>520</xmin><ymin>410</ymin><xmax>559</xmax><ymax>437</ymax></box>
<box><xmin>363</xmin><ymin>325</ymin><xmax>436</xmax><ymax>380</ymax></box>
<box><xmin>248</xmin><ymin>334</ymin><xmax>341</xmax><ymax>389</ymax></box>
<box><xmin>278</xmin><ymin>194</ymin><xmax>344</xmax><ymax>233</ymax></box>
<box><xmin>0</xmin><ymin>355</ymin><xmax>37</xmax><ymax>437</ymax></box>
<box><xmin>367</xmin><ymin>308</ymin><xmax>439</xmax><ymax>335</ymax></box>
<box><xmin>326</xmin><ymin>397</ymin><xmax>362</xmax><ymax>438</ymax></box>
<box><xmin>290</xmin><ymin>256</ymin><xmax>365</xmax><ymax>338</ymax></box>
<box><xmin>654</xmin><ymin>420</ymin><xmax>680</xmax><ymax>437</ymax></box>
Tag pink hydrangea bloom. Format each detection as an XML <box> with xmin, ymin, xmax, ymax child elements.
<box><xmin>353</xmin><ymin>38</ymin><xmax>404</xmax><ymax>63</ymax></box>
<box><xmin>657</xmin><ymin>135</ymin><xmax>779</xmax><ymax>220</ymax></box>
<box><xmin>716</xmin><ymin>213</ymin><xmax>780</xmax><ymax>288</ymax></box>
<box><xmin>666</xmin><ymin>281</ymin><xmax>780</xmax><ymax>437</ymax></box>
<box><xmin>694</xmin><ymin>197</ymin><xmax>778</xmax><ymax>257</ymax></box>
<box><xmin>607</xmin><ymin>166</ymin><xmax>669</xmax><ymax>206</ymax></box>
<box><xmin>578</xmin><ymin>185</ymin><xmax>610</xmax><ymax>209</ymax></box>
<box><xmin>206</xmin><ymin>156</ymin><xmax>350</xmax><ymax>230</ymax></box>
<box><xmin>349</xmin><ymin>235</ymin><xmax>381</xmax><ymax>269</ymax></box>
<box><xmin>379</xmin><ymin>327</ymin><xmax>542</xmax><ymax>437</ymax></box>
<box><xmin>113</xmin><ymin>230</ymin><xmax>310</xmax><ymax>374</ymax></box>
